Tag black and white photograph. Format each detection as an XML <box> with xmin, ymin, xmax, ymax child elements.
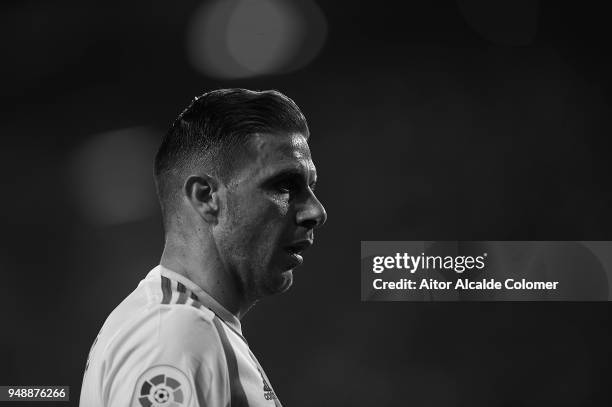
<box><xmin>2</xmin><ymin>1</ymin><xmax>612</xmax><ymax>406</ymax></box>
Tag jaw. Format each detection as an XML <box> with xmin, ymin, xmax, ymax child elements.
<box><xmin>254</xmin><ymin>268</ymin><xmax>294</xmax><ymax>299</ymax></box>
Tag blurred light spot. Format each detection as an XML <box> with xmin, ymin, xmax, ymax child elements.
<box><xmin>187</xmin><ymin>0</ymin><xmax>327</xmax><ymax>78</ymax></box>
<box><xmin>71</xmin><ymin>127</ymin><xmax>159</xmax><ymax>226</ymax></box>
<box><xmin>457</xmin><ymin>0</ymin><xmax>539</xmax><ymax>46</ymax></box>
<box><xmin>226</xmin><ymin>0</ymin><xmax>298</xmax><ymax>74</ymax></box>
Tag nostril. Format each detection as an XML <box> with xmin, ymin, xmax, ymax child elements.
<box><xmin>299</xmin><ymin>219</ymin><xmax>318</xmax><ymax>229</ymax></box>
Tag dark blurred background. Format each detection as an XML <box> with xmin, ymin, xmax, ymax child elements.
<box><xmin>2</xmin><ymin>1</ymin><xmax>612</xmax><ymax>406</ymax></box>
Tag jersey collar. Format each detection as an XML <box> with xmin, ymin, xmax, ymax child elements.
<box><xmin>155</xmin><ymin>265</ymin><xmax>243</xmax><ymax>335</ymax></box>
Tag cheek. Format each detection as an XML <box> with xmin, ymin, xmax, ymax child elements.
<box><xmin>251</xmin><ymin>200</ymin><xmax>291</xmax><ymax>257</ymax></box>
<box><xmin>268</xmin><ymin>195</ymin><xmax>291</xmax><ymax>217</ymax></box>
<box><xmin>226</xmin><ymin>193</ymin><xmax>290</xmax><ymax>239</ymax></box>
<box><xmin>250</xmin><ymin>198</ymin><xmax>290</xmax><ymax>236</ymax></box>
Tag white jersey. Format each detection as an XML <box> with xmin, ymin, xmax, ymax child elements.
<box><xmin>80</xmin><ymin>265</ymin><xmax>282</xmax><ymax>407</ymax></box>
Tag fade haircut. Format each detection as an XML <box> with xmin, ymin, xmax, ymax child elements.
<box><xmin>154</xmin><ymin>88</ymin><xmax>309</xmax><ymax>229</ymax></box>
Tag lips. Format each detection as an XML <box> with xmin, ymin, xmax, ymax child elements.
<box><xmin>284</xmin><ymin>240</ymin><xmax>313</xmax><ymax>268</ymax></box>
<box><xmin>286</xmin><ymin>240</ymin><xmax>313</xmax><ymax>254</ymax></box>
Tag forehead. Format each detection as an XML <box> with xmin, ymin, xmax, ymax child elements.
<box><xmin>235</xmin><ymin>132</ymin><xmax>316</xmax><ymax>182</ymax></box>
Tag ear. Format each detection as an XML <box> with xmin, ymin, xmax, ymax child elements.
<box><xmin>184</xmin><ymin>174</ymin><xmax>221</xmax><ymax>223</ymax></box>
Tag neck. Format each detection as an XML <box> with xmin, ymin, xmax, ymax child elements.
<box><xmin>159</xmin><ymin>234</ymin><xmax>254</xmax><ymax>319</ymax></box>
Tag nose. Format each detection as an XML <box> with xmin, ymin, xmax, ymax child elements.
<box><xmin>296</xmin><ymin>192</ymin><xmax>327</xmax><ymax>230</ymax></box>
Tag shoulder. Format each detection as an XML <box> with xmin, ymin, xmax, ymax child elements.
<box><xmin>131</xmin><ymin>301</ymin><xmax>225</xmax><ymax>358</ymax></box>
<box><xmin>100</xmin><ymin>298</ymin><xmax>227</xmax><ymax>372</ymax></box>
<box><xmin>106</xmin><ymin>270</ymin><xmax>223</xmax><ymax>357</ymax></box>
<box><xmin>153</xmin><ymin>302</ymin><xmax>222</xmax><ymax>356</ymax></box>
<box><xmin>102</xmin><ymin>304</ymin><xmax>229</xmax><ymax>403</ymax></box>
<box><xmin>99</xmin><ymin>305</ymin><xmax>232</xmax><ymax>406</ymax></box>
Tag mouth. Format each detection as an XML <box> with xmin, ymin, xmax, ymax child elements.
<box><xmin>285</xmin><ymin>251</ymin><xmax>303</xmax><ymax>268</ymax></box>
<box><xmin>284</xmin><ymin>240</ymin><xmax>313</xmax><ymax>268</ymax></box>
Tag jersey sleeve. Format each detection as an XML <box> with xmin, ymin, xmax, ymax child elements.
<box><xmin>102</xmin><ymin>304</ymin><xmax>229</xmax><ymax>407</ymax></box>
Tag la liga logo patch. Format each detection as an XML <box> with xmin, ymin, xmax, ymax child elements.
<box><xmin>132</xmin><ymin>365</ymin><xmax>192</xmax><ymax>407</ymax></box>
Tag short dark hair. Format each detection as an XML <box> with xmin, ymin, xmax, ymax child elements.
<box><xmin>154</xmin><ymin>88</ymin><xmax>309</xmax><ymax>227</ymax></box>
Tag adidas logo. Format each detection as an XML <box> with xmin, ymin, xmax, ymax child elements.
<box><xmin>264</xmin><ymin>390</ymin><xmax>277</xmax><ymax>401</ymax></box>
<box><xmin>261</xmin><ymin>373</ymin><xmax>277</xmax><ymax>400</ymax></box>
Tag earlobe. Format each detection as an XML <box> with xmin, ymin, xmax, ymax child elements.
<box><xmin>184</xmin><ymin>175</ymin><xmax>220</xmax><ymax>222</ymax></box>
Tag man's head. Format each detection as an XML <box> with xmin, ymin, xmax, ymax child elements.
<box><xmin>155</xmin><ymin>89</ymin><xmax>327</xmax><ymax>303</ymax></box>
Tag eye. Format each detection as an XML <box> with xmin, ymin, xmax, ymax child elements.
<box><xmin>275</xmin><ymin>179</ymin><xmax>299</xmax><ymax>193</ymax></box>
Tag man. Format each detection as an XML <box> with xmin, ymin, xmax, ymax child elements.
<box><xmin>80</xmin><ymin>89</ymin><xmax>327</xmax><ymax>406</ymax></box>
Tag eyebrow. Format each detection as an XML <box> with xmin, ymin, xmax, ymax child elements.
<box><xmin>265</xmin><ymin>166</ymin><xmax>317</xmax><ymax>185</ymax></box>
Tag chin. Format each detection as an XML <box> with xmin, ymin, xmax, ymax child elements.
<box><xmin>269</xmin><ymin>270</ymin><xmax>293</xmax><ymax>295</ymax></box>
